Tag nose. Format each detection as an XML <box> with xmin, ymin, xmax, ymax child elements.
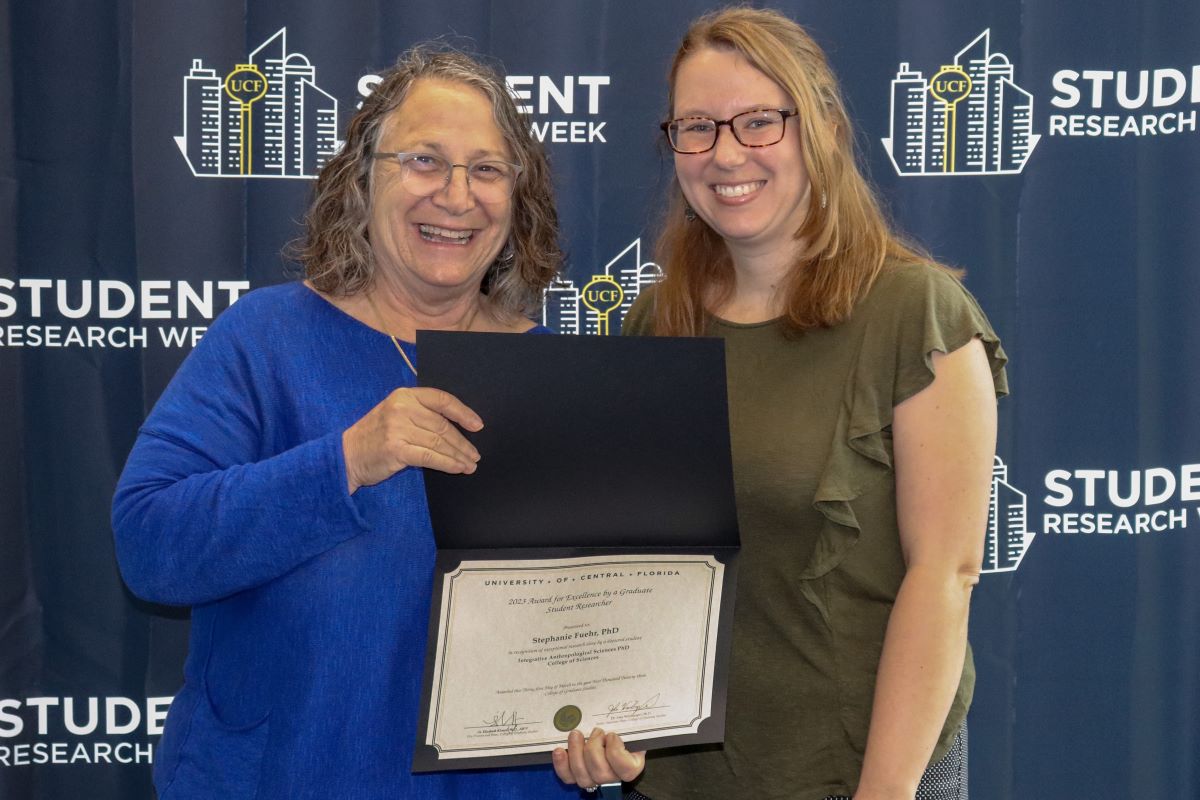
<box><xmin>432</xmin><ymin>164</ymin><xmax>476</xmax><ymax>214</ymax></box>
<box><xmin>711</xmin><ymin>124</ymin><xmax>747</xmax><ymax>169</ymax></box>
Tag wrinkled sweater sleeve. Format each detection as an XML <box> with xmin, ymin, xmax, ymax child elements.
<box><xmin>111</xmin><ymin>293</ymin><xmax>371</xmax><ymax>606</ymax></box>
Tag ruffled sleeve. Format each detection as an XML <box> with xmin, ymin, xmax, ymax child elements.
<box><xmin>802</xmin><ymin>262</ymin><xmax>1008</xmax><ymax>585</ymax></box>
<box><xmin>850</xmin><ymin>262</ymin><xmax>1007</xmax><ymax>472</ymax></box>
<box><xmin>889</xmin><ymin>263</ymin><xmax>1008</xmax><ymax>408</ymax></box>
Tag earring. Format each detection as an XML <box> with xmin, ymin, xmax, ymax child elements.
<box><xmin>820</xmin><ymin>189</ymin><xmax>828</xmax><ymax>210</ymax></box>
<box><xmin>684</xmin><ymin>201</ymin><xmax>697</xmax><ymax>222</ymax></box>
<box><xmin>496</xmin><ymin>240</ymin><xmax>515</xmax><ymax>265</ymax></box>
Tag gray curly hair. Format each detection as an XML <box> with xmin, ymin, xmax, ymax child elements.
<box><xmin>294</xmin><ymin>44</ymin><xmax>561</xmax><ymax>317</ymax></box>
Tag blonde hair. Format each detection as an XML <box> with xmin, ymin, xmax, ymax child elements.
<box><xmin>652</xmin><ymin>7</ymin><xmax>946</xmax><ymax>335</ymax></box>
<box><xmin>293</xmin><ymin>45</ymin><xmax>561</xmax><ymax>318</ymax></box>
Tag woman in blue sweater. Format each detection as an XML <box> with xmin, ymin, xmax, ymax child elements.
<box><xmin>112</xmin><ymin>45</ymin><xmax>572</xmax><ymax>799</ymax></box>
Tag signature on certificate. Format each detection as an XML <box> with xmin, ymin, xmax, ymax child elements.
<box><xmin>478</xmin><ymin>710</ymin><xmax>525</xmax><ymax>733</ymax></box>
<box><xmin>602</xmin><ymin>693</ymin><xmax>666</xmax><ymax>719</ymax></box>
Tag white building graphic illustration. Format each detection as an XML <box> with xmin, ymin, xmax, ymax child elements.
<box><xmin>882</xmin><ymin>30</ymin><xmax>1040</xmax><ymax>176</ymax></box>
<box><xmin>543</xmin><ymin>239</ymin><xmax>663</xmax><ymax>335</ymax></box>
<box><xmin>176</xmin><ymin>28</ymin><xmax>341</xmax><ymax>179</ymax></box>
<box><xmin>984</xmin><ymin>456</ymin><xmax>1035</xmax><ymax>573</ymax></box>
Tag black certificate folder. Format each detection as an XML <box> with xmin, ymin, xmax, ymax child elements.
<box><xmin>413</xmin><ymin>331</ymin><xmax>741</xmax><ymax>772</ymax></box>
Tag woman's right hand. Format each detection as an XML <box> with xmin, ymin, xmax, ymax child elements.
<box><xmin>342</xmin><ymin>387</ymin><xmax>483</xmax><ymax>493</ymax></box>
<box><xmin>552</xmin><ymin>728</ymin><xmax>646</xmax><ymax>791</ymax></box>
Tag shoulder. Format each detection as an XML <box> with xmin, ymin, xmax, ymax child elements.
<box><xmin>174</xmin><ymin>282</ymin><xmax>325</xmax><ymax>378</ymax></box>
<box><xmin>857</xmin><ymin>260</ymin><xmax>982</xmax><ymax>325</ymax></box>
<box><xmin>857</xmin><ymin>259</ymin><xmax>1008</xmax><ymax>400</ymax></box>
<box><xmin>868</xmin><ymin>259</ymin><xmax>963</xmax><ymax>300</ymax></box>
<box><xmin>216</xmin><ymin>281</ymin><xmax>314</xmax><ymax>326</ymax></box>
<box><xmin>621</xmin><ymin>284</ymin><xmax>660</xmax><ymax>336</ymax></box>
<box><xmin>202</xmin><ymin>281</ymin><xmax>328</xmax><ymax>347</ymax></box>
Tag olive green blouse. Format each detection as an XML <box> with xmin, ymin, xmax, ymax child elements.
<box><xmin>621</xmin><ymin>262</ymin><xmax>1008</xmax><ymax>799</ymax></box>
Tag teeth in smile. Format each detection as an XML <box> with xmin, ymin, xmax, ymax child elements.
<box><xmin>713</xmin><ymin>181</ymin><xmax>765</xmax><ymax>197</ymax></box>
<box><xmin>419</xmin><ymin>224</ymin><xmax>473</xmax><ymax>243</ymax></box>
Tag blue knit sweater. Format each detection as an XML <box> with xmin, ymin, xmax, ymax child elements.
<box><xmin>113</xmin><ymin>281</ymin><xmax>573</xmax><ymax>799</ymax></box>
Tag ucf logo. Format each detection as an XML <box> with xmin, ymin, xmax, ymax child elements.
<box><xmin>928</xmin><ymin>66</ymin><xmax>972</xmax><ymax>172</ymax></box>
<box><xmin>224</xmin><ymin>65</ymin><xmax>269</xmax><ymax>175</ymax></box>
<box><xmin>580</xmin><ymin>277</ymin><xmax>624</xmax><ymax>335</ymax></box>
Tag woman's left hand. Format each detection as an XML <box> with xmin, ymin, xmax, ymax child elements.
<box><xmin>552</xmin><ymin>728</ymin><xmax>646</xmax><ymax>790</ymax></box>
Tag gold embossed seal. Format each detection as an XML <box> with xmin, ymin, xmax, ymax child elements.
<box><xmin>553</xmin><ymin>704</ymin><xmax>583</xmax><ymax>732</ymax></box>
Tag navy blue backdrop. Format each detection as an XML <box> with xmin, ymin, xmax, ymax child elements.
<box><xmin>2</xmin><ymin>1</ymin><xmax>1198</xmax><ymax>798</ymax></box>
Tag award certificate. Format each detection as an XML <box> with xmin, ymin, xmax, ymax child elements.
<box><xmin>413</xmin><ymin>332</ymin><xmax>740</xmax><ymax>772</ymax></box>
<box><xmin>423</xmin><ymin>553</ymin><xmax>724</xmax><ymax>762</ymax></box>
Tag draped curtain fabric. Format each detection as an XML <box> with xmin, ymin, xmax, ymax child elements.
<box><xmin>1</xmin><ymin>1</ymin><xmax>37</xmax><ymax>796</ymax></box>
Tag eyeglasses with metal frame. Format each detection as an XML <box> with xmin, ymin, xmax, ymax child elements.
<box><xmin>660</xmin><ymin>108</ymin><xmax>799</xmax><ymax>154</ymax></box>
<box><xmin>370</xmin><ymin>152</ymin><xmax>523</xmax><ymax>203</ymax></box>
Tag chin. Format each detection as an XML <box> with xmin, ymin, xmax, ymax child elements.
<box><xmin>707</xmin><ymin>219</ymin><xmax>769</xmax><ymax>242</ymax></box>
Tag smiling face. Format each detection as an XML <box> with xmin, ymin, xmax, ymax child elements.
<box><xmin>671</xmin><ymin>47</ymin><xmax>811</xmax><ymax>264</ymax></box>
<box><xmin>368</xmin><ymin>79</ymin><xmax>513</xmax><ymax>301</ymax></box>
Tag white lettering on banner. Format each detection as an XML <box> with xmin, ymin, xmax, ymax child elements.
<box><xmin>102</xmin><ymin>280</ymin><xmax>134</xmax><ymax>317</ymax></box>
<box><xmin>1042</xmin><ymin>509</ymin><xmax>1187</xmax><ymax>535</ymax></box>
<box><xmin>357</xmin><ymin>73</ymin><xmax>382</xmax><ymax>107</ymax></box>
<box><xmin>0</xmin><ymin>278</ymin><xmax>240</xmax><ymax>349</ymax></box>
<box><xmin>26</xmin><ymin>697</ymin><xmax>57</xmax><ymax>735</ymax></box>
<box><xmin>1043</xmin><ymin>466</ymin><xmax>1199</xmax><ymax>507</ymax></box>
<box><xmin>359</xmin><ymin>73</ymin><xmax>613</xmax><ymax>144</ymax></box>
<box><xmin>158</xmin><ymin>326</ymin><xmax>208</xmax><ymax>347</ymax></box>
<box><xmin>0</xmin><ymin>699</ymin><xmax>20</xmax><ymax>736</ymax></box>
<box><xmin>1048</xmin><ymin>63</ymin><xmax>1200</xmax><ymax>137</ymax></box>
<box><xmin>0</xmin><ymin>279</ymin><xmax>248</xmax><ymax>320</ymax></box>
<box><xmin>147</xmin><ymin>696</ymin><xmax>171</xmax><ymax>733</ymax></box>
<box><xmin>504</xmin><ymin>76</ymin><xmax>610</xmax><ymax>114</ymax></box>
<box><xmin>1051</xmin><ymin>65</ymin><xmax>1200</xmax><ymax>109</ymax></box>
<box><xmin>106</xmin><ymin>697</ymin><xmax>140</xmax><ymax>736</ymax></box>
<box><xmin>1041</xmin><ymin>464</ymin><xmax>1200</xmax><ymax>536</ymax></box>
<box><xmin>0</xmin><ymin>696</ymin><xmax>172</xmax><ymax>738</ymax></box>
<box><xmin>528</xmin><ymin>121</ymin><xmax>608</xmax><ymax>143</ymax></box>
<box><xmin>0</xmin><ymin>325</ymin><xmax>155</xmax><ymax>349</ymax></box>
<box><xmin>63</xmin><ymin>697</ymin><xmax>98</xmax><ymax>736</ymax></box>
<box><xmin>1048</xmin><ymin>110</ymin><xmax>1197</xmax><ymax>137</ymax></box>
<box><xmin>141</xmin><ymin>281</ymin><xmax>172</xmax><ymax>319</ymax></box>
<box><xmin>352</xmin><ymin>73</ymin><xmax>609</xmax><ymax>143</ymax></box>
<box><xmin>0</xmin><ymin>741</ymin><xmax>155</xmax><ymax>766</ymax></box>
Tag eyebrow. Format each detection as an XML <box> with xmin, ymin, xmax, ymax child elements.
<box><xmin>396</xmin><ymin>140</ymin><xmax>511</xmax><ymax>161</ymax></box>
<box><xmin>672</xmin><ymin>105</ymin><xmax>784</xmax><ymax>118</ymax></box>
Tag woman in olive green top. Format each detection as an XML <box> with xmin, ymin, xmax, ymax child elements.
<box><xmin>553</xmin><ymin>8</ymin><xmax>1007</xmax><ymax>800</ymax></box>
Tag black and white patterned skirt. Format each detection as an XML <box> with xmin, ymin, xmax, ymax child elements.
<box><xmin>823</xmin><ymin>722</ymin><xmax>969</xmax><ymax>800</ymax></box>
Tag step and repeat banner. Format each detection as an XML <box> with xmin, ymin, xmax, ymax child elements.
<box><xmin>2</xmin><ymin>0</ymin><xmax>1198</xmax><ymax>797</ymax></box>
